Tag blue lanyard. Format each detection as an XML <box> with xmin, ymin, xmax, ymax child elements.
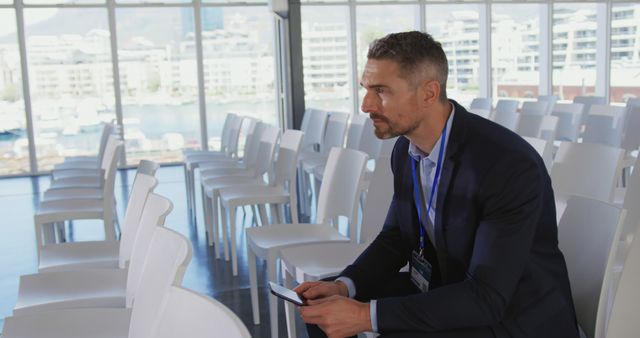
<box><xmin>411</xmin><ymin>123</ymin><xmax>448</xmax><ymax>254</ymax></box>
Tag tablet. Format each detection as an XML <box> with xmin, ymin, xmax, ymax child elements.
<box><xmin>269</xmin><ymin>281</ymin><xmax>306</xmax><ymax>306</ymax></box>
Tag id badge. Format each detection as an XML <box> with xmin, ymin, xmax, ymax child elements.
<box><xmin>410</xmin><ymin>250</ymin><xmax>432</xmax><ymax>292</ymax></box>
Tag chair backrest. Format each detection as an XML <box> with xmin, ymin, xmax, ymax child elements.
<box><xmin>552</xmin><ymin>103</ymin><xmax>584</xmax><ymax>141</ymax></box>
<box><xmin>605</xmin><ymin>217</ymin><xmax>640</xmax><ymax>338</ymax></box>
<box><xmin>252</xmin><ymin>125</ymin><xmax>280</xmax><ymax>179</ymax></box>
<box><xmin>621</xmin><ymin>106</ymin><xmax>640</xmax><ymax>152</ymax></box>
<box><xmin>358</xmin><ymin>118</ymin><xmax>383</xmax><ymax>159</ymax></box>
<box><xmin>320</xmin><ymin>113</ymin><xmax>349</xmax><ymax>155</ymax></box>
<box><xmin>122</xmin><ymin>192</ymin><xmax>173</xmax><ymax>275</ymax></box>
<box><xmin>223</xmin><ymin>115</ymin><xmax>245</xmax><ymax>158</ymax></box>
<box><xmin>345</xmin><ymin>114</ymin><xmax>367</xmax><ymax>150</ymax></box>
<box><xmin>118</xmin><ymin>174</ymin><xmax>158</xmax><ymax>268</ymax></box>
<box><xmin>573</xmin><ymin>95</ymin><xmax>607</xmax><ymax>126</ymax></box>
<box><xmin>102</xmin><ymin>142</ymin><xmax>124</xmax><ymax>213</ymax></box>
<box><xmin>470</xmin><ymin>97</ymin><xmax>492</xmax><ymax>111</ymax></box>
<box><xmin>240</xmin><ymin>121</ymin><xmax>265</xmax><ymax>170</ymax></box>
<box><xmin>137</xmin><ymin>159</ymin><xmax>160</xmax><ymax>176</ymax></box>
<box><xmin>96</xmin><ymin>122</ymin><xmax>115</xmax><ymax>160</ymax></box>
<box><xmin>551</xmin><ymin>142</ymin><xmax>624</xmax><ymax>203</ymax></box>
<box><xmin>359</xmin><ymin>153</ymin><xmax>394</xmax><ymax>244</ymax></box>
<box><xmin>316</xmin><ymin>148</ymin><xmax>368</xmax><ymax>241</ymax></box>
<box><xmin>149</xmin><ymin>286</ymin><xmax>251</xmax><ymax>338</ymax></box>
<box><xmin>299</xmin><ymin>108</ymin><xmax>317</xmax><ymax>135</ymax></box>
<box><xmin>127</xmin><ymin>227</ymin><xmax>192</xmax><ymax>338</ymax></box>
<box><xmin>521</xmin><ymin>101</ymin><xmax>548</xmax><ymax>116</ymax></box>
<box><xmin>522</xmin><ymin>136</ymin><xmax>553</xmax><ymax>171</ymax></box>
<box><xmin>495</xmin><ymin>99</ymin><xmax>519</xmax><ymax>115</ymax></box>
<box><xmin>583</xmin><ymin>105</ymin><xmax>626</xmax><ymax>147</ymax></box>
<box><xmin>558</xmin><ymin>196</ymin><xmax>625</xmax><ymax>338</ymax></box>
<box><xmin>537</xmin><ymin>95</ymin><xmax>558</xmax><ymax>114</ymax></box>
<box><xmin>539</xmin><ymin>115</ymin><xmax>558</xmax><ymax>141</ymax></box>
<box><xmin>100</xmin><ymin>134</ymin><xmax>120</xmax><ymax>173</ymax></box>
<box><xmin>273</xmin><ymin>129</ymin><xmax>305</xmax><ymax>191</ymax></box>
<box><xmin>492</xmin><ymin>110</ymin><xmax>520</xmax><ymax>131</ymax></box>
<box><xmin>516</xmin><ymin>114</ymin><xmax>544</xmax><ymax>138</ymax></box>
<box><xmin>235</xmin><ymin>118</ymin><xmax>257</xmax><ymax>160</ymax></box>
<box><xmin>217</xmin><ymin>113</ymin><xmax>236</xmax><ymax>152</ymax></box>
<box><xmin>301</xmin><ymin>109</ymin><xmax>328</xmax><ymax>151</ymax></box>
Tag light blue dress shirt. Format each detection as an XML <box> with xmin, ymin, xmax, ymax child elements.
<box><xmin>337</xmin><ymin>103</ymin><xmax>455</xmax><ymax>333</ymax></box>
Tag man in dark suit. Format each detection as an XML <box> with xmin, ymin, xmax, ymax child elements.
<box><xmin>296</xmin><ymin>31</ymin><xmax>579</xmax><ymax>338</ymax></box>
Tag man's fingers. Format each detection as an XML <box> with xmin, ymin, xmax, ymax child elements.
<box><xmin>294</xmin><ymin>281</ymin><xmax>321</xmax><ymax>294</ymax></box>
<box><xmin>306</xmin><ymin>294</ymin><xmax>341</xmax><ymax>306</ymax></box>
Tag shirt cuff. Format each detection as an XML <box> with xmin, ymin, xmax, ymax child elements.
<box><xmin>335</xmin><ymin>276</ymin><xmax>356</xmax><ymax>298</ymax></box>
<box><xmin>370</xmin><ymin>299</ymin><xmax>379</xmax><ymax>333</ymax></box>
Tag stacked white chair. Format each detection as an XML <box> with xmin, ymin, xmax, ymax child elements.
<box><xmin>297</xmin><ymin>109</ymin><xmax>329</xmax><ymax>216</ymax></box>
<box><xmin>37</xmin><ymin>160</ymin><xmax>159</xmax><ymax>273</ymax></box>
<box><xmin>558</xmin><ymin>196</ymin><xmax>626</xmax><ymax>338</ymax></box>
<box><xmin>52</xmin><ymin>122</ymin><xmax>115</xmax><ymax>170</ymax></box>
<box><xmin>245</xmin><ymin>147</ymin><xmax>368</xmax><ymax>338</ymax></box>
<box><xmin>2</xmin><ymin>226</ymin><xmax>192</xmax><ymax>338</ymax></box>
<box><xmin>218</xmin><ymin>129</ymin><xmax>304</xmax><ymax>276</ymax></box>
<box><xmin>573</xmin><ymin>95</ymin><xmax>607</xmax><ymax>127</ymax></box>
<box><xmin>582</xmin><ymin>104</ymin><xmax>626</xmax><ymax>147</ymax></box>
<box><xmin>552</xmin><ymin>103</ymin><xmax>585</xmax><ymax>142</ymax></box>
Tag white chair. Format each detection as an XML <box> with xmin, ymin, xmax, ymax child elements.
<box><xmin>537</xmin><ymin>95</ymin><xmax>558</xmax><ymax>115</ymax></box>
<box><xmin>492</xmin><ymin>110</ymin><xmax>520</xmax><ymax>131</ymax></box>
<box><xmin>34</xmin><ymin>141</ymin><xmax>124</xmax><ymax>248</ymax></box>
<box><xmin>573</xmin><ymin>95</ymin><xmax>607</xmax><ymax>127</ymax></box>
<box><xmin>522</xmin><ymin>136</ymin><xmax>553</xmax><ymax>171</ymax></box>
<box><xmin>605</xmin><ymin>217</ymin><xmax>640</xmax><ymax>338</ymax></box>
<box><xmin>150</xmin><ymin>286</ymin><xmax>251</xmax><ymax>338</ymax></box>
<box><xmin>516</xmin><ymin>115</ymin><xmax>558</xmax><ymax>141</ymax></box>
<box><xmin>2</xmin><ymin>227</ymin><xmax>192</xmax><ymax>338</ymax></box>
<box><xmin>551</xmin><ymin>142</ymin><xmax>624</xmax><ymax>220</ymax></box>
<box><xmin>582</xmin><ymin>105</ymin><xmax>626</xmax><ymax>147</ymax></box>
<box><xmin>470</xmin><ymin>97</ymin><xmax>492</xmax><ymax>111</ymax></box>
<box><xmin>521</xmin><ymin>101</ymin><xmax>548</xmax><ymax>115</ymax></box>
<box><xmin>552</xmin><ymin>103</ymin><xmax>584</xmax><ymax>142</ymax></box>
<box><xmin>37</xmin><ymin>164</ymin><xmax>158</xmax><ymax>273</ymax></box>
<box><xmin>495</xmin><ymin>99</ymin><xmax>519</xmax><ymax>115</ymax></box>
<box><xmin>297</xmin><ymin>110</ymin><xmax>329</xmax><ymax>215</ymax></box>
<box><xmin>345</xmin><ymin>114</ymin><xmax>367</xmax><ymax>150</ymax></box>
<box><xmin>218</xmin><ymin>130</ymin><xmax>304</xmax><ymax>276</ymax></box>
<box><xmin>201</xmin><ymin>125</ymin><xmax>280</xmax><ymax>258</ymax></box>
<box><xmin>558</xmin><ymin>196</ymin><xmax>626</xmax><ymax>338</ymax></box>
<box><xmin>183</xmin><ymin>113</ymin><xmax>243</xmax><ymax>215</ymax></box>
<box><xmin>52</xmin><ymin>122</ymin><xmax>115</xmax><ymax>170</ymax></box>
<box><xmin>13</xmin><ymin>193</ymin><xmax>176</xmax><ymax>315</ymax></box>
<box><xmin>280</xmin><ymin>146</ymin><xmax>394</xmax><ymax>338</ymax></box>
<box><xmin>245</xmin><ymin>147</ymin><xmax>368</xmax><ymax>338</ymax></box>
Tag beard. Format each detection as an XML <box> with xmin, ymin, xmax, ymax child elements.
<box><xmin>369</xmin><ymin>113</ymin><xmax>419</xmax><ymax>139</ymax></box>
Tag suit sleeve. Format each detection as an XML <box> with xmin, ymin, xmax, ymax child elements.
<box><xmin>376</xmin><ymin>155</ymin><xmax>546</xmax><ymax>332</ymax></box>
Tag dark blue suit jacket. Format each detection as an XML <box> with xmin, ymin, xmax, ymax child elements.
<box><xmin>341</xmin><ymin>101</ymin><xmax>579</xmax><ymax>337</ymax></box>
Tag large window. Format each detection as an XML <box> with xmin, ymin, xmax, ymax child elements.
<box><xmin>116</xmin><ymin>7</ymin><xmax>199</xmax><ymax>165</ymax></box>
<box><xmin>552</xmin><ymin>3</ymin><xmax>598</xmax><ymax>101</ymax></box>
<box><xmin>301</xmin><ymin>5</ymin><xmax>350</xmax><ymax>113</ymax></box>
<box><xmin>610</xmin><ymin>3</ymin><xmax>640</xmax><ymax>103</ymax></box>
<box><xmin>356</xmin><ymin>5</ymin><xmax>419</xmax><ymax>109</ymax></box>
<box><xmin>492</xmin><ymin>4</ymin><xmax>542</xmax><ymax>100</ymax></box>
<box><xmin>427</xmin><ymin>4</ymin><xmax>481</xmax><ymax>106</ymax></box>
<box><xmin>25</xmin><ymin>8</ymin><xmax>115</xmax><ymax>171</ymax></box>
<box><xmin>200</xmin><ymin>7</ymin><xmax>276</xmax><ymax>150</ymax></box>
<box><xmin>0</xmin><ymin>9</ymin><xmax>28</xmax><ymax>175</ymax></box>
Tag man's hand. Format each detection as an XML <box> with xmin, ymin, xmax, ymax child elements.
<box><xmin>295</xmin><ymin>280</ymin><xmax>349</xmax><ymax>301</ymax></box>
<box><xmin>299</xmin><ymin>295</ymin><xmax>372</xmax><ymax>338</ymax></box>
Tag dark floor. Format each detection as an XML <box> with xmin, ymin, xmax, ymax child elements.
<box><xmin>0</xmin><ymin>165</ymin><xmax>310</xmax><ymax>337</ymax></box>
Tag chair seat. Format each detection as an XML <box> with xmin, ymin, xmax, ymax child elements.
<box><xmin>43</xmin><ymin>187</ymin><xmax>103</xmax><ymax>201</ymax></box>
<box><xmin>53</xmin><ymin>161</ymin><xmax>99</xmax><ymax>170</ymax></box>
<box><xmin>14</xmin><ymin>268</ymin><xmax>127</xmax><ymax>316</ymax></box>
<box><xmin>39</xmin><ymin>241</ymin><xmax>120</xmax><ymax>272</ymax></box>
<box><xmin>202</xmin><ymin>177</ymin><xmax>262</xmax><ymax>198</ymax></box>
<box><xmin>246</xmin><ymin>223</ymin><xmax>349</xmax><ymax>259</ymax></box>
<box><xmin>220</xmin><ymin>185</ymin><xmax>289</xmax><ymax>208</ymax></box>
<box><xmin>199</xmin><ymin>160</ymin><xmax>244</xmax><ymax>172</ymax></box>
<box><xmin>49</xmin><ymin>176</ymin><xmax>102</xmax><ymax>190</ymax></box>
<box><xmin>200</xmin><ymin>167</ymin><xmax>253</xmax><ymax>183</ymax></box>
<box><xmin>52</xmin><ymin>168</ymin><xmax>102</xmax><ymax>181</ymax></box>
<box><xmin>35</xmin><ymin>199</ymin><xmax>105</xmax><ymax>221</ymax></box>
<box><xmin>3</xmin><ymin>307</ymin><xmax>131</xmax><ymax>338</ymax></box>
<box><xmin>280</xmin><ymin>243</ymin><xmax>368</xmax><ymax>282</ymax></box>
<box><xmin>301</xmin><ymin>156</ymin><xmax>327</xmax><ymax>172</ymax></box>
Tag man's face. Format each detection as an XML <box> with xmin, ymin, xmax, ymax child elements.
<box><xmin>360</xmin><ymin>59</ymin><xmax>421</xmax><ymax>139</ymax></box>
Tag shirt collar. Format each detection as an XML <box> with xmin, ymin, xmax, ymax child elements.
<box><xmin>408</xmin><ymin>102</ymin><xmax>455</xmax><ymax>164</ymax></box>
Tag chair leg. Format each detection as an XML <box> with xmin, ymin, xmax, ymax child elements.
<box><xmin>248</xmin><ymin>245</ymin><xmax>260</xmax><ymax>325</ymax></box>
<box><xmin>270</xmin><ymin>204</ymin><xmax>281</xmax><ymax>224</ymax></box>
<box><xmin>221</xmin><ymin>203</ymin><xmax>230</xmax><ymax>261</ymax></box>
<box><xmin>267</xmin><ymin>251</ymin><xmax>280</xmax><ymax>338</ymax></box>
<box><xmin>283</xmin><ymin>265</ymin><xmax>298</xmax><ymax>338</ymax></box>
<box><xmin>190</xmin><ymin>167</ymin><xmax>198</xmax><ymax>222</ymax></box>
<box><xmin>258</xmin><ymin>204</ymin><xmax>269</xmax><ymax>226</ymax></box>
<box><xmin>230</xmin><ymin>205</ymin><xmax>239</xmax><ymax>276</ymax></box>
<box><xmin>212</xmin><ymin>192</ymin><xmax>221</xmax><ymax>258</ymax></box>
<box><xmin>252</xmin><ymin>205</ymin><xmax>261</xmax><ymax>226</ymax></box>
<box><xmin>204</xmin><ymin>193</ymin><xmax>214</xmax><ymax>246</ymax></box>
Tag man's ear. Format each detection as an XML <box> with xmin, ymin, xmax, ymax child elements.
<box><xmin>420</xmin><ymin>79</ymin><xmax>441</xmax><ymax>106</ymax></box>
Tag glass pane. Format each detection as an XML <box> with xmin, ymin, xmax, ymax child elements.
<box><xmin>203</xmin><ymin>0</ymin><xmax>266</xmax><ymax>4</ymax></box>
<box><xmin>0</xmin><ymin>0</ymin><xmax>13</xmax><ymax>4</ymax></box>
<box><xmin>301</xmin><ymin>5</ymin><xmax>351</xmax><ymax>113</ymax></box>
<box><xmin>610</xmin><ymin>3</ymin><xmax>640</xmax><ymax>103</ymax></box>
<box><xmin>356</xmin><ymin>5</ymin><xmax>420</xmax><ymax>110</ymax></box>
<box><xmin>117</xmin><ymin>7</ymin><xmax>200</xmax><ymax>164</ymax></box>
<box><xmin>201</xmin><ymin>7</ymin><xmax>277</xmax><ymax>150</ymax></box>
<box><xmin>552</xmin><ymin>4</ymin><xmax>597</xmax><ymax>101</ymax></box>
<box><xmin>24</xmin><ymin>8</ymin><xmax>115</xmax><ymax>172</ymax></box>
<box><xmin>492</xmin><ymin>4</ymin><xmax>542</xmax><ymax>101</ymax></box>
<box><xmin>0</xmin><ymin>10</ymin><xmax>29</xmax><ymax>175</ymax></box>
<box><xmin>24</xmin><ymin>0</ymin><xmax>104</xmax><ymax>4</ymax></box>
<box><xmin>117</xmin><ymin>0</ymin><xmax>188</xmax><ymax>4</ymax></box>
<box><xmin>427</xmin><ymin>4</ymin><xmax>481</xmax><ymax>107</ymax></box>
